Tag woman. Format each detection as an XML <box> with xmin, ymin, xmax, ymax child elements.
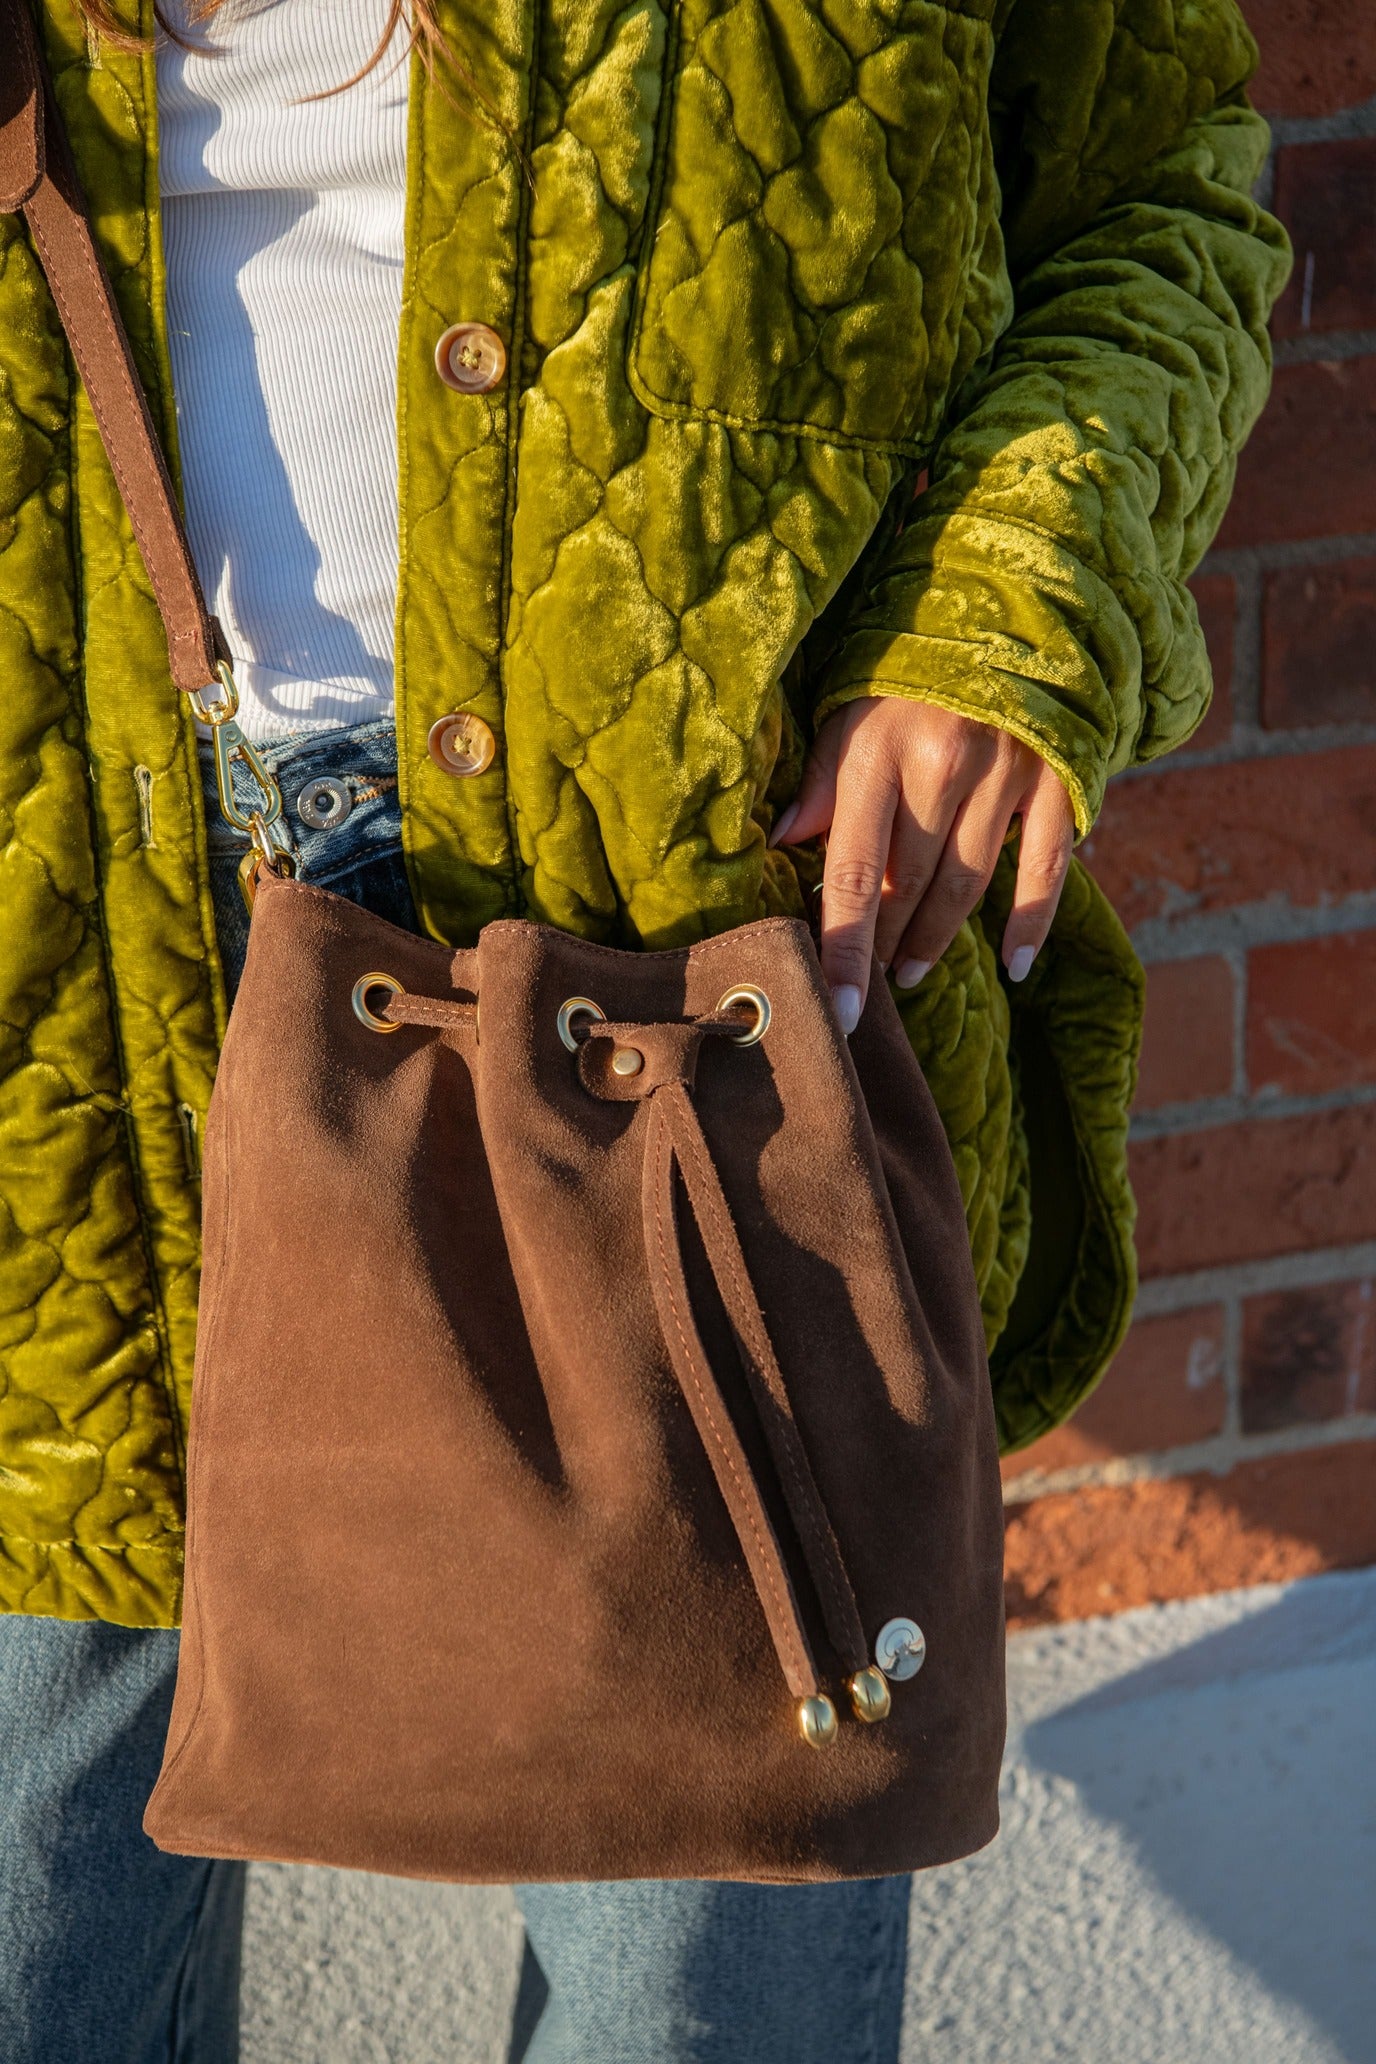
<box><xmin>0</xmin><ymin>0</ymin><xmax>1287</xmax><ymax>2057</ymax></box>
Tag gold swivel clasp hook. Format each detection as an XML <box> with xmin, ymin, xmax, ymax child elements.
<box><xmin>191</xmin><ymin>661</ymin><xmax>296</xmax><ymax>911</ymax></box>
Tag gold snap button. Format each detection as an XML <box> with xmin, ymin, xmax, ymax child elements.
<box><xmin>434</xmin><ymin>323</ymin><xmax>507</xmax><ymax>395</ymax></box>
<box><xmin>611</xmin><ymin>1048</ymin><xmax>644</xmax><ymax>1077</ymax></box>
<box><xmin>427</xmin><ymin>712</ymin><xmax>497</xmax><ymax>777</ymax></box>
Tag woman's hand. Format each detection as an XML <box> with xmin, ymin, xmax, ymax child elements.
<box><xmin>769</xmin><ymin>697</ymin><xmax>1075</xmax><ymax>1034</ymax></box>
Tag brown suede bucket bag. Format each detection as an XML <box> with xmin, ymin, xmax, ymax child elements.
<box><xmin>5</xmin><ymin>4</ymin><xmax>1006</xmax><ymax>1885</ymax></box>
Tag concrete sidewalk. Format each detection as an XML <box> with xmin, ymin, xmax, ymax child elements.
<box><xmin>241</xmin><ymin>1566</ymin><xmax>1376</xmax><ymax>2063</ymax></box>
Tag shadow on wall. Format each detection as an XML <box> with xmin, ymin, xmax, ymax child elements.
<box><xmin>1022</xmin><ymin>1577</ymin><xmax>1376</xmax><ymax>2062</ymax></box>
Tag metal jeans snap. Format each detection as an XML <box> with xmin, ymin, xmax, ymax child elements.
<box><xmin>874</xmin><ymin>1617</ymin><xmax>926</xmax><ymax>1681</ymax></box>
<box><xmin>296</xmin><ymin>775</ymin><xmax>353</xmax><ymax>831</ymax></box>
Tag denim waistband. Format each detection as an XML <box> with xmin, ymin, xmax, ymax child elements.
<box><xmin>198</xmin><ymin>716</ymin><xmax>401</xmax><ymax>862</ymax></box>
<box><xmin>198</xmin><ymin>717</ymin><xmax>417</xmax><ymax>999</ymax></box>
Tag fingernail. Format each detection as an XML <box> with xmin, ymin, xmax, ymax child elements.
<box><xmin>893</xmin><ymin>959</ymin><xmax>931</xmax><ymax>991</ymax></box>
<box><xmin>831</xmin><ymin>983</ymin><xmax>862</xmax><ymax>1036</ymax></box>
<box><xmin>768</xmin><ymin>803</ymin><xmax>799</xmax><ymax>849</ymax></box>
<box><xmin>1007</xmin><ymin>945</ymin><xmax>1036</xmax><ymax>983</ymax></box>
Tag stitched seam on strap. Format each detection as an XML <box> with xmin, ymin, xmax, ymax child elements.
<box><xmin>27</xmin><ymin>190</ymin><xmax>206</xmax><ymax>677</ymax></box>
<box><xmin>383</xmin><ymin>995</ymin><xmax>477</xmax><ymax>1029</ymax></box>
<box><xmin>650</xmin><ymin>1103</ymin><xmax>811</xmax><ymax>1694</ymax></box>
<box><xmin>30</xmin><ymin>213</ymin><xmax>147</xmax><ymax>551</ymax></box>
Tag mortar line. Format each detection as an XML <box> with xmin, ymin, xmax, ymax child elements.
<box><xmin>1227</xmin><ymin>938</ymin><xmax>1249</xmax><ymax>1099</ymax></box>
<box><xmin>1268</xmin><ymin>98</ymin><xmax>1376</xmax><ymax>148</ymax></box>
<box><xmin>1228</xmin><ymin>553</ymin><xmax>1262</xmax><ymax>735</ymax></box>
<box><xmin>1003</xmin><ymin>1411</ymin><xmax>1376</xmax><ymax>1504</ymax></box>
<box><xmin>1221</xmin><ymin>1289</ymin><xmax>1242</xmax><ymax>1443</ymax></box>
<box><xmin>1200</xmin><ymin>529</ymin><xmax>1376</xmax><ymax>577</ymax></box>
<box><xmin>1123</xmin><ymin>888</ymin><xmax>1376</xmax><ymax>966</ymax></box>
<box><xmin>1130</xmin><ymin>1078</ymin><xmax>1376</xmax><ymax>1139</ymax></box>
<box><xmin>1132</xmin><ymin>1241</ymin><xmax>1376</xmax><ymax>1315</ymax></box>
<box><xmin>1111</xmin><ymin>717</ymin><xmax>1376</xmax><ymax>780</ymax></box>
<box><xmin>1273</xmin><ymin>327</ymin><xmax>1376</xmax><ymax>366</ymax></box>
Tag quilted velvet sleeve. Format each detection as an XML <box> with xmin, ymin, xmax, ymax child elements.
<box><xmin>815</xmin><ymin>0</ymin><xmax>1292</xmax><ymax>834</ymax></box>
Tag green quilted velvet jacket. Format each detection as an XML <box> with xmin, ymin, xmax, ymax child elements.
<box><xmin>0</xmin><ymin>0</ymin><xmax>1288</xmax><ymax>1625</ymax></box>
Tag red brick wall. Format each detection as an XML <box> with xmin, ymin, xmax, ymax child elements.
<box><xmin>1004</xmin><ymin>0</ymin><xmax>1376</xmax><ymax>1629</ymax></box>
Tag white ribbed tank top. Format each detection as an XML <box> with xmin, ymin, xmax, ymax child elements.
<box><xmin>157</xmin><ymin>0</ymin><xmax>408</xmax><ymax>739</ymax></box>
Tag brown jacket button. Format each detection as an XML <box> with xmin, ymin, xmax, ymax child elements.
<box><xmin>428</xmin><ymin>712</ymin><xmax>497</xmax><ymax>776</ymax></box>
<box><xmin>434</xmin><ymin>323</ymin><xmax>506</xmax><ymax>394</ymax></box>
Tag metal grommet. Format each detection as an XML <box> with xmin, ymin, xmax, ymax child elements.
<box><xmin>557</xmin><ymin>996</ymin><xmax>606</xmax><ymax>1052</ymax></box>
<box><xmin>297</xmin><ymin>775</ymin><xmax>353</xmax><ymax>831</ymax></box>
<box><xmin>716</xmin><ymin>984</ymin><xmax>771</xmax><ymax>1046</ymax></box>
<box><xmin>874</xmin><ymin>1617</ymin><xmax>926</xmax><ymax>1682</ymax></box>
<box><xmin>352</xmin><ymin>971</ymin><xmax>404</xmax><ymax>1033</ymax></box>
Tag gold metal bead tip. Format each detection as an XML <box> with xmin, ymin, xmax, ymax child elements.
<box><xmin>796</xmin><ymin>1695</ymin><xmax>838</xmax><ymax>1748</ymax></box>
<box><xmin>847</xmin><ymin>1667</ymin><xmax>892</xmax><ymax>1724</ymax></box>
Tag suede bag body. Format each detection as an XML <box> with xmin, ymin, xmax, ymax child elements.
<box><xmin>143</xmin><ymin>871</ymin><xmax>1005</xmax><ymax>1882</ymax></box>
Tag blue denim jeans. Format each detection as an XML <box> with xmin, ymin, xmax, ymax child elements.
<box><xmin>0</xmin><ymin>1619</ymin><xmax>244</xmax><ymax>2064</ymax></box>
<box><xmin>0</xmin><ymin>720</ymin><xmax>910</xmax><ymax>2064</ymax></box>
<box><xmin>202</xmin><ymin>716</ymin><xmax>414</xmax><ymax>992</ymax></box>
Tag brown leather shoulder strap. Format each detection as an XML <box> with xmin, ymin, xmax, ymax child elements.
<box><xmin>0</xmin><ymin>0</ymin><xmax>43</xmax><ymax>211</ymax></box>
<box><xmin>2</xmin><ymin>0</ymin><xmax>226</xmax><ymax>692</ymax></box>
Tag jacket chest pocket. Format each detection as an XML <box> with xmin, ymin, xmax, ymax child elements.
<box><xmin>628</xmin><ymin>0</ymin><xmax>997</xmax><ymax>455</ymax></box>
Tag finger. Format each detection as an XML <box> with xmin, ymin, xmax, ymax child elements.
<box><xmin>871</xmin><ymin>737</ymin><xmax>980</xmax><ymax>972</ymax></box>
<box><xmin>768</xmin><ymin>716</ymin><xmax>844</xmax><ymax>848</ymax></box>
<box><xmin>891</xmin><ymin>773</ymin><xmax>1020</xmax><ymax>988</ymax></box>
<box><xmin>1001</xmin><ymin>767</ymin><xmax>1074</xmax><ymax>981</ymax></box>
<box><xmin>818</xmin><ymin>733</ymin><xmax>901</xmax><ymax>1032</ymax></box>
